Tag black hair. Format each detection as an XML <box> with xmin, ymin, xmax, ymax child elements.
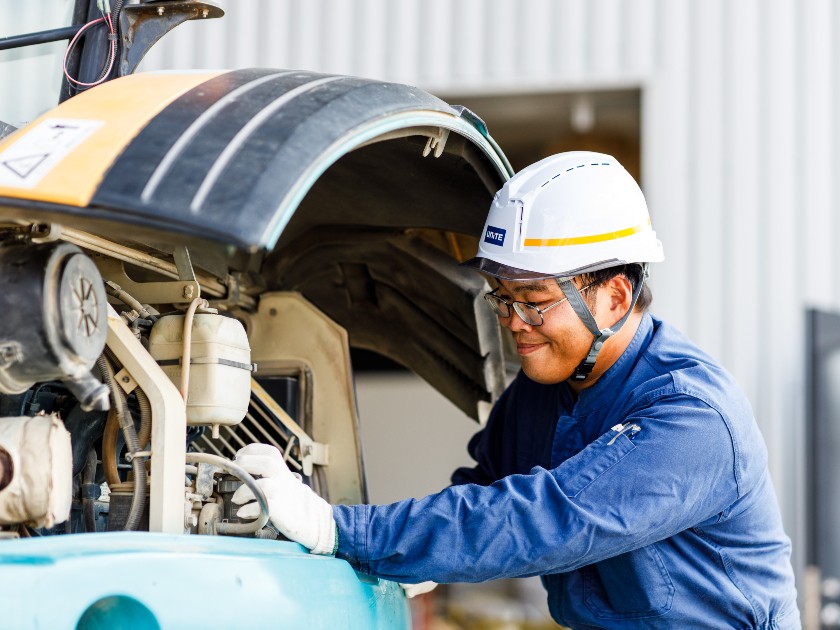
<box><xmin>578</xmin><ymin>263</ymin><xmax>652</xmax><ymax>312</ymax></box>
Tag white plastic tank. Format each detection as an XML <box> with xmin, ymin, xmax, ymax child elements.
<box><xmin>148</xmin><ymin>313</ymin><xmax>252</xmax><ymax>427</ymax></box>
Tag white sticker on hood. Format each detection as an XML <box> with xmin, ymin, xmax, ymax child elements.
<box><xmin>0</xmin><ymin>118</ymin><xmax>103</xmax><ymax>189</ymax></box>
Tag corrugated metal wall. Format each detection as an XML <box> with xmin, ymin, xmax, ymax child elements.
<box><xmin>142</xmin><ymin>0</ymin><xmax>659</xmax><ymax>90</ymax></box>
<box><xmin>0</xmin><ymin>0</ymin><xmax>75</xmax><ymax>127</ymax></box>
<box><xmin>145</xmin><ymin>0</ymin><xmax>840</xmax><ymax>578</ymax></box>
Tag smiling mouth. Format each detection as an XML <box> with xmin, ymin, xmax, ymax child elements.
<box><xmin>516</xmin><ymin>342</ymin><xmax>546</xmax><ymax>356</ymax></box>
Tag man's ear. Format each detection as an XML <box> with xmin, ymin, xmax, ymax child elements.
<box><xmin>607</xmin><ymin>275</ymin><xmax>633</xmax><ymax>314</ymax></box>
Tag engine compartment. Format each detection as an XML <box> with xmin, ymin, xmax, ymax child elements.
<box><xmin>0</xmin><ymin>106</ymin><xmax>511</xmax><ymax>543</ymax></box>
<box><xmin>0</xmin><ymin>230</ymin><xmax>326</xmax><ymax>539</ymax></box>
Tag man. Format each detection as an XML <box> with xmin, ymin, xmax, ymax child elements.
<box><xmin>234</xmin><ymin>151</ymin><xmax>800</xmax><ymax>628</ymax></box>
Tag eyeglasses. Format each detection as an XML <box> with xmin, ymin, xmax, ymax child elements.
<box><xmin>484</xmin><ymin>282</ymin><xmax>595</xmax><ymax>326</ymax></box>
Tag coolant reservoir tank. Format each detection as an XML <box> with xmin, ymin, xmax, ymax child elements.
<box><xmin>148</xmin><ymin>314</ymin><xmax>252</xmax><ymax>427</ymax></box>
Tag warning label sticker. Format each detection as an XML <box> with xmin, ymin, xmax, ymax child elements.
<box><xmin>0</xmin><ymin>118</ymin><xmax>103</xmax><ymax>189</ymax></box>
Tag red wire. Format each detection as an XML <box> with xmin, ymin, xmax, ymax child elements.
<box><xmin>63</xmin><ymin>14</ymin><xmax>116</xmax><ymax>89</ymax></box>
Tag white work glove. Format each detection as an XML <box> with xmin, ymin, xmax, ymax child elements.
<box><xmin>232</xmin><ymin>443</ymin><xmax>337</xmax><ymax>555</ymax></box>
<box><xmin>400</xmin><ymin>581</ymin><xmax>438</xmax><ymax>598</ymax></box>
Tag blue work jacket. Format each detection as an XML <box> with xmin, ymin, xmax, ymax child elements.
<box><xmin>334</xmin><ymin>314</ymin><xmax>800</xmax><ymax>629</ymax></box>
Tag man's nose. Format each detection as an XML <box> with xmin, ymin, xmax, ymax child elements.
<box><xmin>501</xmin><ymin>311</ymin><xmax>534</xmax><ymax>332</ymax></box>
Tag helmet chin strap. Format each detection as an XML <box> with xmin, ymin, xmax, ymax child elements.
<box><xmin>557</xmin><ymin>264</ymin><xmax>649</xmax><ymax>382</ymax></box>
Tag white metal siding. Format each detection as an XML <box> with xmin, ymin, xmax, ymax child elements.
<box><xmin>0</xmin><ymin>0</ymin><xmax>76</xmax><ymax>127</ymax></box>
<box><xmin>141</xmin><ymin>0</ymin><xmax>658</xmax><ymax>89</ymax></box>
<box><xmin>144</xmin><ymin>0</ymin><xmax>840</xmax><ymax>579</ymax></box>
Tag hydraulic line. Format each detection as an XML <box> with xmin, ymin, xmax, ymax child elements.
<box><xmin>97</xmin><ymin>355</ymin><xmax>146</xmax><ymax>531</ymax></box>
<box><xmin>104</xmin><ymin>280</ymin><xmax>156</xmax><ymax>321</ymax></box>
<box><xmin>184</xmin><ymin>452</ymin><xmax>270</xmax><ymax>535</ymax></box>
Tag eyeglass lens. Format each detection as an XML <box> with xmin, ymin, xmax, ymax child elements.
<box><xmin>484</xmin><ymin>294</ymin><xmax>542</xmax><ymax>326</ymax></box>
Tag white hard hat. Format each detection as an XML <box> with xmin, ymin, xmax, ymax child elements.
<box><xmin>463</xmin><ymin>151</ymin><xmax>664</xmax><ymax>280</ymax></box>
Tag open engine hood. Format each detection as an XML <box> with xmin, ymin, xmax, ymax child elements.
<box><xmin>0</xmin><ymin>69</ymin><xmax>513</xmax><ymax>421</ymax></box>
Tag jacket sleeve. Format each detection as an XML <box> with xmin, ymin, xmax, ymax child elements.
<box><xmin>333</xmin><ymin>392</ymin><xmax>746</xmax><ymax>584</ymax></box>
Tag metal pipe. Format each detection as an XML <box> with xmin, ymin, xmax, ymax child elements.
<box><xmin>184</xmin><ymin>453</ymin><xmax>269</xmax><ymax>535</ymax></box>
<box><xmin>0</xmin><ymin>25</ymin><xmax>83</xmax><ymax>51</ymax></box>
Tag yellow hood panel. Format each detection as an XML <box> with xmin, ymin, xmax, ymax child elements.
<box><xmin>0</xmin><ymin>72</ymin><xmax>221</xmax><ymax>207</ymax></box>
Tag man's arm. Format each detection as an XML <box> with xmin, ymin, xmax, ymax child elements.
<box><xmin>333</xmin><ymin>392</ymin><xmax>742</xmax><ymax>584</ymax></box>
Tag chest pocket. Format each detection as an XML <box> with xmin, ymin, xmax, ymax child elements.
<box><xmin>583</xmin><ymin>544</ymin><xmax>675</xmax><ymax>619</ymax></box>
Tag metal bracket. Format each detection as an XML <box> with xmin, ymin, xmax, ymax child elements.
<box><xmin>118</xmin><ymin>1</ymin><xmax>224</xmax><ymax>76</ymax></box>
<box><xmin>173</xmin><ymin>245</ymin><xmax>196</xmax><ymax>283</ymax></box>
<box><xmin>114</xmin><ymin>368</ymin><xmax>138</xmax><ymax>395</ymax></box>
<box><xmin>29</xmin><ymin>222</ymin><xmax>63</xmax><ymax>243</ymax></box>
<box><xmin>422</xmin><ymin>127</ymin><xmax>450</xmax><ymax>158</ymax></box>
<box><xmin>173</xmin><ymin>245</ymin><xmax>201</xmax><ymax>301</ymax></box>
<box><xmin>95</xmin><ymin>257</ymin><xmax>200</xmax><ymax>305</ymax></box>
<box><xmin>195</xmin><ymin>462</ymin><xmax>219</xmax><ymax>499</ymax></box>
<box><xmin>250</xmin><ymin>378</ymin><xmax>329</xmax><ymax>476</ymax></box>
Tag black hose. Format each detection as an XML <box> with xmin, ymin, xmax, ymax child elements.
<box><xmin>82</xmin><ymin>448</ymin><xmax>98</xmax><ymax>533</ymax></box>
<box><xmin>96</xmin><ymin>355</ymin><xmax>146</xmax><ymax>531</ymax></box>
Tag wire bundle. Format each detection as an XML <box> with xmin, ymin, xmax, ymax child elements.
<box><xmin>62</xmin><ymin>0</ymin><xmax>122</xmax><ymax>90</ymax></box>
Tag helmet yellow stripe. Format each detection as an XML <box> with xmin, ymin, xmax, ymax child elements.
<box><xmin>523</xmin><ymin>220</ymin><xmax>650</xmax><ymax>247</ymax></box>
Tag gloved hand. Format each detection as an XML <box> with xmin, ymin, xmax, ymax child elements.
<box><xmin>399</xmin><ymin>581</ymin><xmax>438</xmax><ymax>598</ymax></box>
<box><xmin>232</xmin><ymin>443</ymin><xmax>337</xmax><ymax>555</ymax></box>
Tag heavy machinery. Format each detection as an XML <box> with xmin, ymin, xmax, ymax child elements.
<box><xmin>0</xmin><ymin>2</ymin><xmax>512</xmax><ymax>627</ymax></box>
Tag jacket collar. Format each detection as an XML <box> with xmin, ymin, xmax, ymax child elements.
<box><xmin>571</xmin><ymin>312</ymin><xmax>654</xmax><ymax>416</ymax></box>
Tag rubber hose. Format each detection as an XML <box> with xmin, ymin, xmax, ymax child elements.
<box><xmin>96</xmin><ymin>355</ymin><xmax>146</xmax><ymax>531</ymax></box>
<box><xmin>103</xmin><ymin>389</ymin><xmax>151</xmax><ymax>484</ymax></box>
<box><xmin>102</xmin><ymin>407</ymin><xmax>121</xmax><ymax>487</ymax></box>
<box><xmin>82</xmin><ymin>448</ymin><xmax>98</xmax><ymax>533</ymax></box>
<box><xmin>180</xmin><ymin>298</ymin><xmax>207</xmax><ymax>401</ymax></box>
<box><xmin>135</xmin><ymin>387</ymin><xmax>152</xmax><ymax>450</ymax></box>
<box><xmin>104</xmin><ymin>280</ymin><xmax>153</xmax><ymax>320</ymax></box>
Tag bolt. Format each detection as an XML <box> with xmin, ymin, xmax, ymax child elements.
<box><xmin>183</xmin><ymin>285</ymin><xmax>195</xmax><ymax>299</ymax></box>
<box><xmin>122</xmin><ymin>375</ymin><xmax>130</xmax><ymax>383</ymax></box>
<box><xmin>157</xmin><ymin>6</ymin><xmax>165</xmax><ymax>15</ymax></box>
